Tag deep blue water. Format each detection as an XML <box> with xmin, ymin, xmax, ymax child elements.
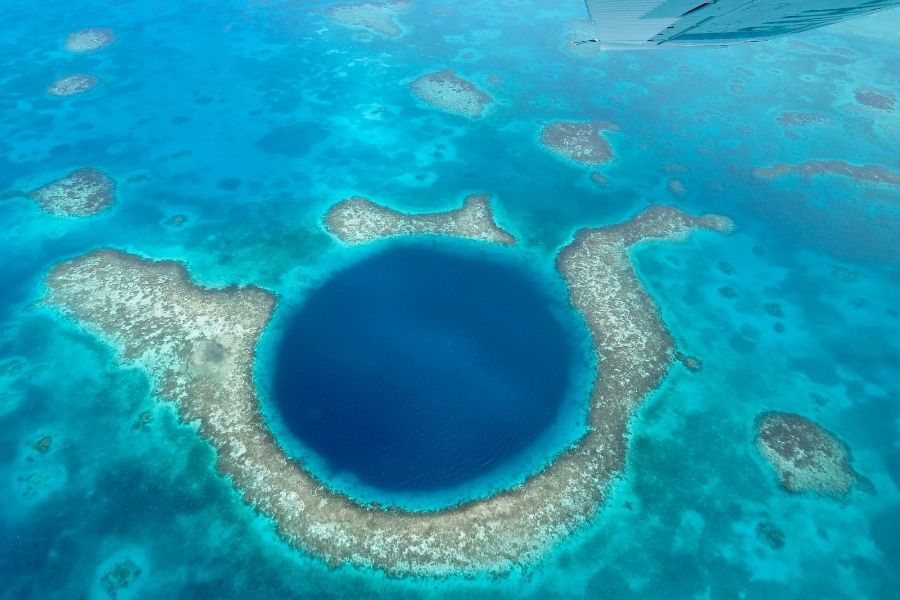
<box><xmin>273</xmin><ymin>244</ymin><xmax>578</xmax><ymax>493</ymax></box>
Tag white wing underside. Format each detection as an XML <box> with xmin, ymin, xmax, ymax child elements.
<box><xmin>582</xmin><ymin>0</ymin><xmax>900</xmax><ymax>47</ymax></box>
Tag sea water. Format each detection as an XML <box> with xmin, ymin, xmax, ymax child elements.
<box><xmin>0</xmin><ymin>0</ymin><xmax>897</xmax><ymax>598</ymax></box>
<box><xmin>270</xmin><ymin>242</ymin><xmax>587</xmax><ymax>508</ymax></box>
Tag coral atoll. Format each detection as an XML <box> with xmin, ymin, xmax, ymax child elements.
<box><xmin>45</xmin><ymin>204</ymin><xmax>732</xmax><ymax>576</ymax></box>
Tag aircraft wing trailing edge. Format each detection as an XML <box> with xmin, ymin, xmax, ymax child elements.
<box><xmin>582</xmin><ymin>0</ymin><xmax>900</xmax><ymax>47</ymax></box>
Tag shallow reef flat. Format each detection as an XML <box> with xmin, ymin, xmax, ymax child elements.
<box><xmin>755</xmin><ymin>411</ymin><xmax>869</xmax><ymax>497</ymax></box>
<box><xmin>540</xmin><ymin>121</ymin><xmax>617</xmax><ymax>166</ymax></box>
<box><xmin>14</xmin><ymin>168</ymin><xmax>116</xmax><ymax>217</ymax></box>
<box><xmin>410</xmin><ymin>70</ymin><xmax>493</xmax><ymax>118</ymax></box>
<box><xmin>325</xmin><ymin>1</ymin><xmax>410</xmax><ymax>38</ymax></box>
<box><xmin>48</xmin><ymin>74</ymin><xmax>98</xmax><ymax>97</ymax></box>
<box><xmin>324</xmin><ymin>193</ymin><xmax>516</xmax><ymax>245</ymax></box>
<box><xmin>776</xmin><ymin>111</ymin><xmax>830</xmax><ymax>138</ymax></box>
<box><xmin>854</xmin><ymin>87</ymin><xmax>896</xmax><ymax>110</ymax></box>
<box><xmin>753</xmin><ymin>160</ymin><xmax>900</xmax><ymax>186</ymax></box>
<box><xmin>64</xmin><ymin>28</ymin><xmax>115</xmax><ymax>52</ymax></box>
<box><xmin>44</xmin><ymin>204</ymin><xmax>731</xmax><ymax>576</ymax></box>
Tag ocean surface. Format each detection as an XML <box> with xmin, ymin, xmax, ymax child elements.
<box><xmin>0</xmin><ymin>1</ymin><xmax>898</xmax><ymax>598</ymax></box>
<box><xmin>270</xmin><ymin>242</ymin><xmax>590</xmax><ymax>509</ymax></box>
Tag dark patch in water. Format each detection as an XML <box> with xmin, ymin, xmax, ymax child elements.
<box><xmin>217</xmin><ymin>177</ymin><xmax>242</xmax><ymax>191</ymax></box>
<box><xmin>273</xmin><ymin>245</ymin><xmax>578</xmax><ymax>492</ymax></box>
<box><xmin>255</xmin><ymin>122</ymin><xmax>328</xmax><ymax>157</ymax></box>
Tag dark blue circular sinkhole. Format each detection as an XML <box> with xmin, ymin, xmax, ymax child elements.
<box><xmin>272</xmin><ymin>244</ymin><xmax>581</xmax><ymax>494</ymax></box>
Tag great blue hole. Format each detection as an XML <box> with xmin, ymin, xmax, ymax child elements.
<box><xmin>272</xmin><ymin>243</ymin><xmax>584</xmax><ymax>498</ymax></box>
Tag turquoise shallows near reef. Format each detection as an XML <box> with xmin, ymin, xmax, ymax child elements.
<box><xmin>271</xmin><ymin>243</ymin><xmax>583</xmax><ymax>496</ymax></box>
<box><xmin>44</xmin><ymin>201</ymin><xmax>732</xmax><ymax>576</ymax></box>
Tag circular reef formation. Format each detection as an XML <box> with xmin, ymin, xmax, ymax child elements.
<box><xmin>44</xmin><ymin>196</ymin><xmax>732</xmax><ymax>576</ymax></box>
<box><xmin>410</xmin><ymin>70</ymin><xmax>493</xmax><ymax>118</ymax></box>
<box><xmin>65</xmin><ymin>28</ymin><xmax>115</xmax><ymax>52</ymax></box>
<box><xmin>23</xmin><ymin>168</ymin><xmax>115</xmax><ymax>217</ymax></box>
<box><xmin>272</xmin><ymin>243</ymin><xmax>582</xmax><ymax>498</ymax></box>
<box><xmin>755</xmin><ymin>411</ymin><xmax>867</xmax><ymax>497</ymax></box>
<box><xmin>48</xmin><ymin>74</ymin><xmax>98</xmax><ymax>97</ymax></box>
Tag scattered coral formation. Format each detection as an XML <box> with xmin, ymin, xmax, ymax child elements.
<box><xmin>48</xmin><ymin>74</ymin><xmax>98</xmax><ymax>96</ymax></box>
<box><xmin>0</xmin><ymin>359</ymin><xmax>25</xmax><ymax>417</ymax></box>
<box><xmin>45</xmin><ymin>204</ymin><xmax>732</xmax><ymax>576</ymax></box>
<box><xmin>719</xmin><ymin>286</ymin><xmax>737</xmax><ymax>299</ymax></box>
<box><xmin>100</xmin><ymin>558</ymin><xmax>142</xmax><ymax>599</ymax></box>
<box><xmin>324</xmin><ymin>193</ymin><xmax>515</xmax><ymax>245</ymax></box>
<box><xmin>763</xmin><ymin>303</ymin><xmax>784</xmax><ymax>318</ymax></box>
<box><xmin>164</xmin><ymin>214</ymin><xmax>189</xmax><ymax>227</ymax></box>
<box><xmin>756</xmin><ymin>520</ymin><xmax>785</xmax><ymax>550</ymax></box>
<box><xmin>589</xmin><ymin>172</ymin><xmax>609</xmax><ymax>187</ymax></box>
<box><xmin>0</xmin><ymin>358</ymin><xmax>25</xmax><ymax>377</ymax></box>
<box><xmin>776</xmin><ymin>112</ymin><xmax>831</xmax><ymax>139</ymax></box>
<box><xmin>776</xmin><ymin>111</ymin><xmax>830</xmax><ymax>128</ymax></box>
<box><xmin>718</xmin><ymin>261</ymin><xmax>735</xmax><ymax>275</ymax></box>
<box><xmin>325</xmin><ymin>1</ymin><xmax>409</xmax><ymax>37</ymax></box>
<box><xmin>26</xmin><ymin>168</ymin><xmax>115</xmax><ymax>217</ymax></box>
<box><xmin>753</xmin><ymin>161</ymin><xmax>900</xmax><ymax>187</ymax></box>
<box><xmin>410</xmin><ymin>70</ymin><xmax>493</xmax><ymax>118</ymax></box>
<box><xmin>16</xmin><ymin>470</ymin><xmax>61</xmax><ymax>499</ymax></box>
<box><xmin>65</xmin><ymin>28</ymin><xmax>115</xmax><ymax>52</ymax></box>
<box><xmin>668</xmin><ymin>179</ymin><xmax>686</xmax><ymax>198</ymax></box>
<box><xmin>674</xmin><ymin>351</ymin><xmax>702</xmax><ymax>373</ymax></box>
<box><xmin>854</xmin><ymin>87</ymin><xmax>895</xmax><ymax>111</ymax></box>
<box><xmin>32</xmin><ymin>435</ymin><xmax>53</xmax><ymax>454</ymax></box>
<box><xmin>540</xmin><ymin>121</ymin><xmax>616</xmax><ymax>166</ymax></box>
<box><xmin>755</xmin><ymin>412</ymin><xmax>865</xmax><ymax>497</ymax></box>
<box><xmin>132</xmin><ymin>411</ymin><xmax>153</xmax><ymax>432</ymax></box>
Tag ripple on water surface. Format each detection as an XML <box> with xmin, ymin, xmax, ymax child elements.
<box><xmin>270</xmin><ymin>242</ymin><xmax>590</xmax><ymax>508</ymax></box>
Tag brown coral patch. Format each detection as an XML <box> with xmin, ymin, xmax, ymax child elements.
<box><xmin>753</xmin><ymin>161</ymin><xmax>900</xmax><ymax>187</ymax></box>
<box><xmin>854</xmin><ymin>87</ymin><xmax>895</xmax><ymax>111</ymax></box>
<box><xmin>324</xmin><ymin>193</ymin><xmax>515</xmax><ymax>245</ymax></box>
<box><xmin>48</xmin><ymin>74</ymin><xmax>98</xmax><ymax>96</ymax></box>
<box><xmin>409</xmin><ymin>70</ymin><xmax>493</xmax><ymax>118</ymax></box>
<box><xmin>755</xmin><ymin>411</ymin><xmax>864</xmax><ymax>497</ymax></box>
<box><xmin>65</xmin><ymin>28</ymin><xmax>115</xmax><ymax>52</ymax></box>
<box><xmin>27</xmin><ymin>168</ymin><xmax>115</xmax><ymax>217</ymax></box>
<box><xmin>540</xmin><ymin>121</ymin><xmax>616</xmax><ymax>166</ymax></box>
<box><xmin>325</xmin><ymin>1</ymin><xmax>410</xmax><ymax>37</ymax></box>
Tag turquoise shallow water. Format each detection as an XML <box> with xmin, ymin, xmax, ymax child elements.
<box><xmin>0</xmin><ymin>1</ymin><xmax>898</xmax><ymax>598</ymax></box>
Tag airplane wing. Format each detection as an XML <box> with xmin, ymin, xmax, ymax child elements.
<box><xmin>582</xmin><ymin>0</ymin><xmax>900</xmax><ymax>47</ymax></box>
